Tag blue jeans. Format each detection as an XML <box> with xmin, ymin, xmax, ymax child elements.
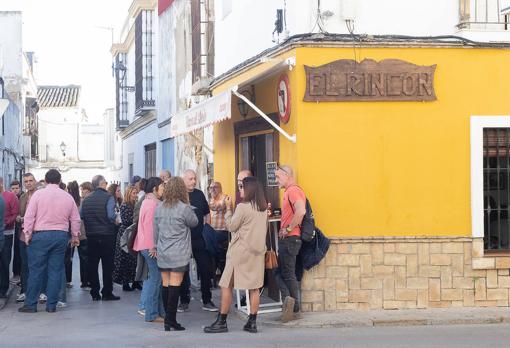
<box><xmin>140</xmin><ymin>250</ymin><xmax>165</xmax><ymax>321</ymax></box>
<box><xmin>25</xmin><ymin>231</ymin><xmax>69</xmax><ymax>310</ymax></box>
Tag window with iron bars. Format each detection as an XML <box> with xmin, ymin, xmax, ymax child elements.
<box><xmin>483</xmin><ymin>128</ymin><xmax>510</xmax><ymax>250</ymax></box>
<box><xmin>458</xmin><ymin>0</ymin><xmax>509</xmax><ymax>30</ymax></box>
<box><xmin>145</xmin><ymin>143</ymin><xmax>157</xmax><ymax>178</ymax></box>
<box><xmin>135</xmin><ymin>10</ymin><xmax>155</xmax><ymax>115</ymax></box>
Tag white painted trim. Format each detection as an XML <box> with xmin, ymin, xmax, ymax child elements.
<box><xmin>470</xmin><ymin>116</ymin><xmax>510</xmax><ymax>238</ymax></box>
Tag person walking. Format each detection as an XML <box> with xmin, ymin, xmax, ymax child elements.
<box><xmin>208</xmin><ymin>181</ymin><xmax>232</xmax><ymax>275</ymax></box>
<box><xmin>179</xmin><ymin>170</ymin><xmax>217</xmax><ymax>313</ymax></box>
<box><xmin>81</xmin><ymin>175</ymin><xmax>120</xmax><ymax>301</ymax></box>
<box><xmin>154</xmin><ymin>177</ymin><xmax>198</xmax><ymax>331</ymax></box>
<box><xmin>133</xmin><ymin>177</ymin><xmax>165</xmax><ymax>323</ymax></box>
<box><xmin>77</xmin><ymin>182</ymin><xmax>93</xmax><ymax>290</ymax></box>
<box><xmin>113</xmin><ymin>185</ymin><xmax>140</xmax><ymax>291</ymax></box>
<box><xmin>204</xmin><ymin>176</ymin><xmax>268</xmax><ymax>334</ymax></box>
<box><xmin>18</xmin><ymin>169</ymin><xmax>80</xmax><ymax>313</ymax></box>
<box><xmin>0</xmin><ymin>177</ymin><xmax>20</xmax><ymax>298</ymax></box>
<box><xmin>275</xmin><ymin>165</ymin><xmax>307</xmax><ymax>322</ymax></box>
<box><xmin>15</xmin><ymin>173</ymin><xmax>37</xmax><ymax>303</ymax></box>
<box><xmin>10</xmin><ymin>180</ymin><xmax>22</xmax><ymax>283</ymax></box>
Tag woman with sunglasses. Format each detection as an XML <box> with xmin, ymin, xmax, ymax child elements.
<box><xmin>204</xmin><ymin>176</ymin><xmax>268</xmax><ymax>334</ymax></box>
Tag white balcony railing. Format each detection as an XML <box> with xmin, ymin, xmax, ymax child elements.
<box><xmin>458</xmin><ymin>0</ymin><xmax>510</xmax><ymax>30</ymax></box>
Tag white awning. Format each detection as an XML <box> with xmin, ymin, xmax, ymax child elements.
<box><xmin>170</xmin><ymin>89</ymin><xmax>233</xmax><ymax>137</ymax></box>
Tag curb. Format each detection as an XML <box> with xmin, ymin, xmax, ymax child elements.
<box><xmin>0</xmin><ymin>284</ymin><xmax>15</xmax><ymax>311</ymax></box>
<box><xmin>256</xmin><ymin>313</ymin><xmax>510</xmax><ymax>329</ymax></box>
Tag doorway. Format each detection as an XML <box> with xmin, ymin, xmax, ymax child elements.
<box><xmin>235</xmin><ymin>114</ymin><xmax>280</xmax><ymax>209</ymax></box>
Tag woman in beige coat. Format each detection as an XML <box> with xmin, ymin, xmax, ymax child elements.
<box><xmin>204</xmin><ymin>176</ymin><xmax>268</xmax><ymax>334</ymax></box>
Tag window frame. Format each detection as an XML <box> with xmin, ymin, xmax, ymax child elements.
<box><xmin>471</xmin><ymin>116</ymin><xmax>510</xmax><ymax>241</ymax></box>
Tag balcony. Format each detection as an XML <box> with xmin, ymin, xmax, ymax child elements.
<box><xmin>457</xmin><ymin>0</ymin><xmax>510</xmax><ymax>30</ymax></box>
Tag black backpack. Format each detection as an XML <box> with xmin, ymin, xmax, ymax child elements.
<box><xmin>288</xmin><ymin>189</ymin><xmax>316</xmax><ymax>242</ymax></box>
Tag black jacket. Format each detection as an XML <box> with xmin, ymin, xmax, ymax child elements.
<box><xmin>81</xmin><ymin>188</ymin><xmax>116</xmax><ymax>237</ymax></box>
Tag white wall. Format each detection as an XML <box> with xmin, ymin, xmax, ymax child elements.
<box><xmin>214</xmin><ymin>0</ymin><xmax>510</xmax><ymax>76</ymax></box>
<box><xmin>121</xmin><ymin>122</ymin><xmax>158</xmax><ymax>183</ymax></box>
<box><xmin>0</xmin><ymin>11</ymin><xmax>23</xmax><ymax>93</ymax></box>
<box><xmin>79</xmin><ymin>123</ymin><xmax>105</xmax><ymax>161</ymax></box>
<box><xmin>30</xmin><ymin>167</ymin><xmax>110</xmax><ymax>187</ymax></box>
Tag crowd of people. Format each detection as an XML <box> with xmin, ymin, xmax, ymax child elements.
<box><xmin>0</xmin><ymin>164</ymin><xmax>307</xmax><ymax>334</ymax></box>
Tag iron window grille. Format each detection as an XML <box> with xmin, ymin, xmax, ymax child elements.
<box><xmin>483</xmin><ymin>128</ymin><xmax>510</xmax><ymax>250</ymax></box>
<box><xmin>145</xmin><ymin>143</ymin><xmax>157</xmax><ymax>178</ymax></box>
<box><xmin>458</xmin><ymin>0</ymin><xmax>509</xmax><ymax>30</ymax></box>
<box><xmin>135</xmin><ymin>10</ymin><xmax>155</xmax><ymax>115</ymax></box>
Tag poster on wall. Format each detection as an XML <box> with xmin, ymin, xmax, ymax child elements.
<box><xmin>266</xmin><ymin>162</ymin><xmax>278</xmax><ymax>187</ymax></box>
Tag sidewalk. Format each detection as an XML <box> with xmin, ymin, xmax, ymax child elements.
<box><xmin>254</xmin><ymin>307</ymin><xmax>510</xmax><ymax>329</ymax></box>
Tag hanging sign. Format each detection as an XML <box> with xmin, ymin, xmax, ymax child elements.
<box><xmin>304</xmin><ymin>59</ymin><xmax>436</xmax><ymax>102</ymax></box>
<box><xmin>277</xmin><ymin>74</ymin><xmax>291</xmax><ymax>124</ymax></box>
<box><xmin>266</xmin><ymin>162</ymin><xmax>278</xmax><ymax>187</ymax></box>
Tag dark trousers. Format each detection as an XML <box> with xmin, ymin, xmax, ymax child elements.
<box><xmin>0</xmin><ymin>234</ymin><xmax>13</xmax><ymax>295</ymax></box>
<box><xmin>13</xmin><ymin>224</ymin><xmax>21</xmax><ymax>277</ymax></box>
<box><xmin>77</xmin><ymin>239</ymin><xmax>89</xmax><ymax>286</ymax></box>
<box><xmin>87</xmin><ymin>235</ymin><xmax>116</xmax><ymax>297</ymax></box>
<box><xmin>215</xmin><ymin>230</ymin><xmax>229</xmax><ymax>274</ymax></box>
<box><xmin>180</xmin><ymin>247</ymin><xmax>213</xmax><ymax>304</ymax></box>
<box><xmin>276</xmin><ymin>236</ymin><xmax>302</xmax><ymax>312</ymax></box>
<box><xmin>19</xmin><ymin>240</ymin><xmax>28</xmax><ymax>294</ymax></box>
<box><xmin>64</xmin><ymin>246</ymin><xmax>74</xmax><ymax>283</ymax></box>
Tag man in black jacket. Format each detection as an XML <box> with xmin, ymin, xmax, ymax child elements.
<box><xmin>81</xmin><ymin>175</ymin><xmax>120</xmax><ymax>301</ymax></box>
<box><xmin>179</xmin><ymin>169</ymin><xmax>217</xmax><ymax>313</ymax></box>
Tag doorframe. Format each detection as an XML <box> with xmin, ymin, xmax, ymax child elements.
<box><xmin>234</xmin><ymin>113</ymin><xmax>280</xmax><ymax>206</ymax></box>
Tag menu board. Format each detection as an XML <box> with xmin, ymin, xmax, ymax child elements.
<box><xmin>266</xmin><ymin>162</ymin><xmax>278</xmax><ymax>187</ymax></box>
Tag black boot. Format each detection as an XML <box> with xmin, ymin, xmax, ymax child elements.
<box><xmin>122</xmin><ymin>282</ymin><xmax>134</xmax><ymax>292</ymax></box>
<box><xmin>243</xmin><ymin>314</ymin><xmax>257</xmax><ymax>333</ymax></box>
<box><xmin>161</xmin><ymin>286</ymin><xmax>169</xmax><ymax>315</ymax></box>
<box><xmin>132</xmin><ymin>281</ymin><xmax>143</xmax><ymax>290</ymax></box>
<box><xmin>204</xmin><ymin>313</ymin><xmax>228</xmax><ymax>333</ymax></box>
<box><xmin>165</xmin><ymin>285</ymin><xmax>185</xmax><ymax>331</ymax></box>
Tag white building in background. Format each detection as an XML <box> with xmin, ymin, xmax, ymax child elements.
<box><xmin>0</xmin><ymin>11</ymin><xmax>38</xmax><ymax>185</ymax></box>
<box><xmin>29</xmin><ymin>85</ymin><xmax>106</xmax><ymax>184</ymax></box>
<box><xmin>111</xmin><ymin>0</ymin><xmax>158</xmax><ymax>187</ymax></box>
<box><xmin>103</xmin><ymin>107</ymin><xmax>123</xmax><ymax>185</ymax></box>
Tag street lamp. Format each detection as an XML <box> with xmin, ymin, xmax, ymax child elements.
<box><xmin>60</xmin><ymin>141</ymin><xmax>67</xmax><ymax>158</ymax></box>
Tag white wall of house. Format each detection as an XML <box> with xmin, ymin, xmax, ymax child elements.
<box><xmin>121</xmin><ymin>122</ymin><xmax>158</xmax><ymax>184</ymax></box>
<box><xmin>0</xmin><ymin>11</ymin><xmax>23</xmax><ymax>94</ymax></box>
<box><xmin>214</xmin><ymin>0</ymin><xmax>510</xmax><ymax>76</ymax></box>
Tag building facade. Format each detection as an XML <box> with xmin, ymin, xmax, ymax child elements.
<box><xmin>29</xmin><ymin>85</ymin><xmax>106</xmax><ymax>184</ymax></box>
<box><xmin>167</xmin><ymin>0</ymin><xmax>510</xmax><ymax>312</ymax></box>
<box><xmin>112</xmin><ymin>0</ymin><xmax>159</xmax><ymax>187</ymax></box>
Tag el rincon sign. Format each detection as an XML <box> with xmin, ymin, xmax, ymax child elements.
<box><xmin>304</xmin><ymin>59</ymin><xmax>437</xmax><ymax>102</ymax></box>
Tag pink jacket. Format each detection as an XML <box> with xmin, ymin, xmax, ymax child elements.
<box><xmin>2</xmin><ymin>191</ymin><xmax>19</xmax><ymax>230</ymax></box>
<box><xmin>133</xmin><ymin>195</ymin><xmax>159</xmax><ymax>251</ymax></box>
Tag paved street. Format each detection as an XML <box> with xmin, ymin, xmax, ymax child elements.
<box><xmin>1</xmin><ymin>258</ymin><xmax>510</xmax><ymax>348</ymax></box>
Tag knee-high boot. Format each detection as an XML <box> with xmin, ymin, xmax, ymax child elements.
<box><xmin>165</xmin><ymin>285</ymin><xmax>185</xmax><ymax>331</ymax></box>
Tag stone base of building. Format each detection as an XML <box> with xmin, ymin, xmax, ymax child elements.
<box><xmin>300</xmin><ymin>236</ymin><xmax>510</xmax><ymax>311</ymax></box>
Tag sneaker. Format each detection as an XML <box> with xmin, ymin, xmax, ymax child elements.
<box><xmin>57</xmin><ymin>301</ymin><xmax>67</xmax><ymax>308</ymax></box>
<box><xmin>177</xmin><ymin>303</ymin><xmax>190</xmax><ymax>313</ymax></box>
<box><xmin>202</xmin><ymin>301</ymin><xmax>219</xmax><ymax>312</ymax></box>
<box><xmin>281</xmin><ymin>296</ymin><xmax>296</xmax><ymax>323</ymax></box>
<box><xmin>39</xmin><ymin>293</ymin><xmax>47</xmax><ymax>304</ymax></box>
<box><xmin>66</xmin><ymin>282</ymin><xmax>73</xmax><ymax>289</ymax></box>
<box><xmin>137</xmin><ymin>309</ymin><xmax>145</xmax><ymax>316</ymax></box>
<box><xmin>16</xmin><ymin>293</ymin><xmax>26</xmax><ymax>303</ymax></box>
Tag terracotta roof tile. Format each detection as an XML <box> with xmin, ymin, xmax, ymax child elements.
<box><xmin>37</xmin><ymin>85</ymin><xmax>81</xmax><ymax>108</ymax></box>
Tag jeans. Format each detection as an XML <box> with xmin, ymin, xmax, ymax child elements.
<box><xmin>13</xmin><ymin>223</ymin><xmax>21</xmax><ymax>277</ymax></box>
<box><xmin>0</xmin><ymin>231</ymin><xmax>4</xmax><ymax>269</ymax></box>
<box><xmin>0</xmin><ymin>234</ymin><xmax>13</xmax><ymax>295</ymax></box>
<box><xmin>180</xmin><ymin>247</ymin><xmax>213</xmax><ymax>304</ymax></box>
<box><xmin>87</xmin><ymin>235</ymin><xmax>116</xmax><ymax>297</ymax></box>
<box><xmin>77</xmin><ymin>239</ymin><xmax>89</xmax><ymax>286</ymax></box>
<box><xmin>140</xmin><ymin>250</ymin><xmax>165</xmax><ymax>321</ymax></box>
<box><xmin>25</xmin><ymin>231</ymin><xmax>69</xmax><ymax>310</ymax></box>
<box><xmin>19</xmin><ymin>239</ymin><xmax>28</xmax><ymax>294</ymax></box>
<box><xmin>276</xmin><ymin>236</ymin><xmax>302</xmax><ymax>312</ymax></box>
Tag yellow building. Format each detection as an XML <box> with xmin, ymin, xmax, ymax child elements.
<box><xmin>172</xmin><ymin>36</ymin><xmax>510</xmax><ymax>311</ymax></box>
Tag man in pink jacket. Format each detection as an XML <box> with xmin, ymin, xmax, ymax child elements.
<box><xmin>18</xmin><ymin>169</ymin><xmax>81</xmax><ymax>313</ymax></box>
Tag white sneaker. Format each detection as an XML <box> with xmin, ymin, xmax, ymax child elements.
<box><xmin>16</xmin><ymin>293</ymin><xmax>25</xmax><ymax>302</ymax></box>
<box><xmin>137</xmin><ymin>309</ymin><xmax>145</xmax><ymax>316</ymax></box>
<box><xmin>39</xmin><ymin>293</ymin><xmax>47</xmax><ymax>303</ymax></box>
<box><xmin>57</xmin><ymin>301</ymin><xmax>67</xmax><ymax>308</ymax></box>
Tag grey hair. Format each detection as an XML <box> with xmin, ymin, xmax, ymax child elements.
<box><xmin>91</xmin><ymin>175</ymin><xmax>106</xmax><ymax>189</ymax></box>
<box><xmin>183</xmin><ymin>169</ymin><xmax>196</xmax><ymax>177</ymax></box>
<box><xmin>278</xmin><ymin>165</ymin><xmax>295</xmax><ymax>178</ymax></box>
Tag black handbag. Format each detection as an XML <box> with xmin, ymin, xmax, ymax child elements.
<box><xmin>300</xmin><ymin>227</ymin><xmax>330</xmax><ymax>270</ymax></box>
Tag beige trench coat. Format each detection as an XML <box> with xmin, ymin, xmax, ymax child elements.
<box><xmin>219</xmin><ymin>202</ymin><xmax>268</xmax><ymax>290</ymax></box>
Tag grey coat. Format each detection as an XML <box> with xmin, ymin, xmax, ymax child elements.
<box><xmin>153</xmin><ymin>201</ymin><xmax>198</xmax><ymax>269</ymax></box>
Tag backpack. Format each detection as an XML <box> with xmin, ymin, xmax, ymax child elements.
<box><xmin>288</xmin><ymin>187</ymin><xmax>316</xmax><ymax>242</ymax></box>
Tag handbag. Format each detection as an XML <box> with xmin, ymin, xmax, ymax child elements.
<box><xmin>120</xmin><ymin>223</ymin><xmax>138</xmax><ymax>256</ymax></box>
<box><xmin>265</xmin><ymin>225</ymin><xmax>278</xmax><ymax>269</ymax></box>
